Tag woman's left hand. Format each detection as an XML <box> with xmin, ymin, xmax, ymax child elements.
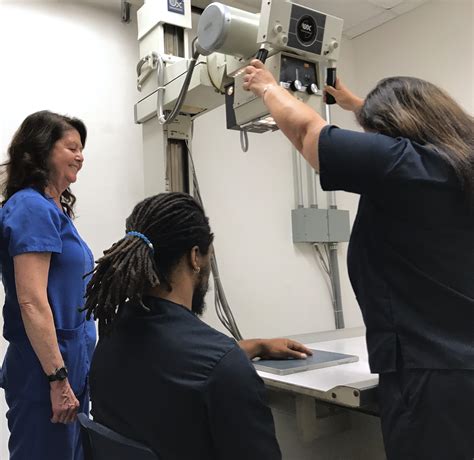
<box><xmin>243</xmin><ymin>59</ymin><xmax>279</xmax><ymax>98</ymax></box>
<box><xmin>324</xmin><ymin>78</ymin><xmax>364</xmax><ymax>112</ymax></box>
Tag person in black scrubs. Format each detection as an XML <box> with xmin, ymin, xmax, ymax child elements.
<box><xmin>84</xmin><ymin>192</ymin><xmax>312</xmax><ymax>460</ymax></box>
<box><xmin>243</xmin><ymin>60</ymin><xmax>474</xmax><ymax>460</ymax></box>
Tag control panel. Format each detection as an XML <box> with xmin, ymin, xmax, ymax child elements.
<box><xmin>279</xmin><ymin>54</ymin><xmax>319</xmax><ymax>95</ymax></box>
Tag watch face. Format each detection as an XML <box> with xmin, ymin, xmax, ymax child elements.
<box><xmin>56</xmin><ymin>367</ymin><xmax>68</xmax><ymax>380</ymax></box>
<box><xmin>58</xmin><ymin>367</ymin><xmax>67</xmax><ymax>380</ymax></box>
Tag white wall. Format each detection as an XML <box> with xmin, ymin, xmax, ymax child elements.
<box><xmin>0</xmin><ymin>1</ymin><xmax>143</xmax><ymax>455</ymax></box>
<box><xmin>350</xmin><ymin>0</ymin><xmax>474</xmax><ymax>115</ymax></box>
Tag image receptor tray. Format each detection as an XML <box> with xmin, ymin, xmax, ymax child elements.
<box><xmin>253</xmin><ymin>349</ymin><xmax>358</xmax><ymax>375</ymax></box>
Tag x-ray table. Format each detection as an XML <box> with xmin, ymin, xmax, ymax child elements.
<box><xmin>256</xmin><ymin>327</ymin><xmax>379</xmax><ymax>410</ymax></box>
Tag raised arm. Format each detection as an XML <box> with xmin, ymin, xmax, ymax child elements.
<box><xmin>243</xmin><ymin>61</ymin><xmax>365</xmax><ymax>172</ymax></box>
<box><xmin>243</xmin><ymin>59</ymin><xmax>327</xmax><ymax>171</ymax></box>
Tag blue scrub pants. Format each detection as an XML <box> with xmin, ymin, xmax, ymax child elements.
<box><xmin>5</xmin><ymin>388</ymin><xmax>89</xmax><ymax>460</ymax></box>
<box><xmin>2</xmin><ymin>322</ymin><xmax>92</xmax><ymax>460</ymax></box>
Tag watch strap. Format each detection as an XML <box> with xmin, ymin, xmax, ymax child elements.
<box><xmin>47</xmin><ymin>366</ymin><xmax>68</xmax><ymax>382</ymax></box>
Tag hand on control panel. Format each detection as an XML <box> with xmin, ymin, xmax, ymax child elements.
<box><xmin>243</xmin><ymin>59</ymin><xmax>279</xmax><ymax>98</ymax></box>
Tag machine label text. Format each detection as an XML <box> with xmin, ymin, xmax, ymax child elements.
<box><xmin>168</xmin><ymin>0</ymin><xmax>185</xmax><ymax>15</ymax></box>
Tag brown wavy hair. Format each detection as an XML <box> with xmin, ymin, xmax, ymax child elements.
<box><xmin>1</xmin><ymin>110</ymin><xmax>87</xmax><ymax>217</ymax></box>
<box><xmin>357</xmin><ymin>77</ymin><xmax>474</xmax><ymax>204</ymax></box>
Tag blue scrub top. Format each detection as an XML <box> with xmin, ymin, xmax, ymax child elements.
<box><xmin>0</xmin><ymin>188</ymin><xmax>96</xmax><ymax>398</ymax></box>
<box><xmin>319</xmin><ymin>125</ymin><xmax>474</xmax><ymax>373</ymax></box>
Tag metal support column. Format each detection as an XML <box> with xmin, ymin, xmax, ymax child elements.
<box><xmin>325</xmin><ymin>103</ymin><xmax>345</xmax><ymax>329</ymax></box>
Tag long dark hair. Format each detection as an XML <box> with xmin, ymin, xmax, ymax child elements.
<box><xmin>83</xmin><ymin>192</ymin><xmax>214</xmax><ymax>336</ymax></box>
<box><xmin>357</xmin><ymin>77</ymin><xmax>474</xmax><ymax>203</ymax></box>
<box><xmin>1</xmin><ymin>110</ymin><xmax>87</xmax><ymax>217</ymax></box>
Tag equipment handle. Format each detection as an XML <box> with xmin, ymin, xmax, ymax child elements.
<box><xmin>256</xmin><ymin>47</ymin><xmax>269</xmax><ymax>64</ymax></box>
<box><xmin>326</xmin><ymin>68</ymin><xmax>337</xmax><ymax>105</ymax></box>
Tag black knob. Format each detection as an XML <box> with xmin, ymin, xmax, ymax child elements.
<box><xmin>256</xmin><ymin>48</ymin><xmax>269</xmax><ymax>64</ymax></box>
<box><xmin>307</xmin><ymin>83</ymin><xmax>319</xmax><ymax>95</ymax></box>
<box><xmin>290</xmin><ymin>79</ymin><xmax>303</xmax><ymax>92</ymax></box>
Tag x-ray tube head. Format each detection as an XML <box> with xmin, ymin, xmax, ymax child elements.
<box><xmin>196</xmin><ymin>2</ymin><xmax>260</xmax><ymax>59</ymax></box>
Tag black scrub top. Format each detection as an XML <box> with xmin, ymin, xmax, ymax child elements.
<box><xmin>90</xmin><ymin>297</ymin><xmax>281</xmax><ymax>460</ymax></box>
<box><xmin>319</xmin><ymin>125</ymin><xmax>474</xmax><ymax>373</ymax></box>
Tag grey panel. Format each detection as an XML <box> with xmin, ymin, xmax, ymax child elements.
<box><xmin>254</xmin><ymin>349</ymin><xmax>358</xmax><ymax>375</ymax></box>
<box><xmin>292</xmin><ymin>208</ymin><xmax>329</xmax><ymax>243</ymax></box>
<box><xmin>292</xmin><ymin>207</ymin><xmax>351</xmax><ymax>243</ymax></box>
<box><xmin>327</xmin><ymin>209</ymin><xmax>351</xmax><ymax>242</ymax></box>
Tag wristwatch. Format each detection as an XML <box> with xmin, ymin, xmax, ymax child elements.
<box><xmin>47</xmin><ymin>366</ymin><xmax>68</xmax><ymax>382</ymax></box>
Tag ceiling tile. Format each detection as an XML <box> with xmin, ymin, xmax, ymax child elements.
<box><xmin>343</xmin><ymin>8</ymin><xmax>398</xmax><ymax>38</ymax></box>
<box><xmin>391</xmin><ymin>0</ymin><xmax>429</xmax><ymax>15</ymax></box>
<box><xmin>367</xmin><ymin>0</ymin><xmax>404</xmax><ymax>9</ymax></box>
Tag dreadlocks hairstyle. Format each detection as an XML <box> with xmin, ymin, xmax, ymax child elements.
<box><xmin>1</xmin><ymin>110</ymin><xmax>87</xmax><ymax>217</ymax></box>
<box><xmin>83</xmin><ymin>192</ymin><xmax>214</xmax><ymax>336</ymax></box>
<box><xmin>356</xmin><ymin>77</ymin><xmax>474</xmax><ymax>205</ymax></box>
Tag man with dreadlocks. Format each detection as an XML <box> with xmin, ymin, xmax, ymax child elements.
<box><xmin>85</xmin><ymin>192</ymin><xmax>311</xmax><ymax>459</ymax></box>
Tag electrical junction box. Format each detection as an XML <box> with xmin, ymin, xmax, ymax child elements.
<box><xmin>327</xmin><ymin>208</ymin><xmax>351</xmax><ymax>243</ymax></box>
<box><xmin>292</xmin><ymin>208</ymin><xmax>351</xmax><ymax>243</ymax></box>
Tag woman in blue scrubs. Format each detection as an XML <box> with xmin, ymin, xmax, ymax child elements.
<box><xmin>243</xmin><ymin>61</ymin><xmax>474</xmax><ymax>459</ymax></box>
<box><xmin>0</xmin><ymin>111</ymin><xmax>96</xmax><ymax>459</ymax></box>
